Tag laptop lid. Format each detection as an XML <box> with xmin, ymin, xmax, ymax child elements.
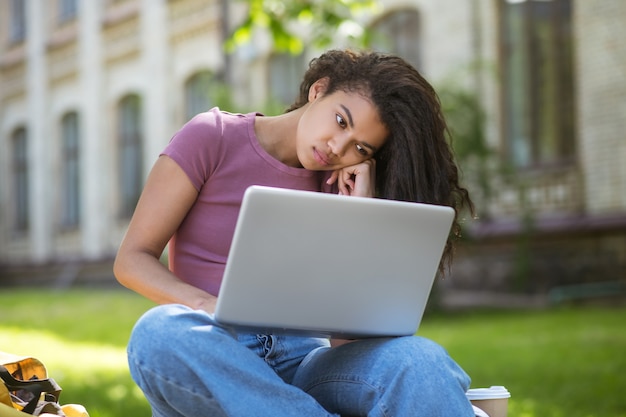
<box><xmin>214</xmin><ymin>185</ymin><xmax>454</xmax><ymax>338</ymax></box>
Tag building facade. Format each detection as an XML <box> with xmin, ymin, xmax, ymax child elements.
<box><xmin>1</xmin><ymin>0</ymin><xmax>625</xmax><ymax>292</ymax></box>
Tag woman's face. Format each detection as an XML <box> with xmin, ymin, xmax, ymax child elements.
<box><xmin>295</xmin><ymin>84</ymin><xmax>389</xmax><ymax>171</ymax></box>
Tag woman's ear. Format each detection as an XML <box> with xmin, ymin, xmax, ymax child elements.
<box><xmin>308</xmin><ymin>77</ymin><xmax>330</xmax><ymax>102</ymax></box>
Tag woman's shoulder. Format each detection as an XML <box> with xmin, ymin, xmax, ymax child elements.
<box><xmin>169</xmin><ymin>107</ymin><xmax>254</xmax><ymax>147</ymax></box>
<box><xmin>162</xmin><ymin>107</ymin><xmax>261</xmax><ymax>186</ymax></box>
<box><xmin>188</xmin><ymin>107</ymin><xmax>257</xmax><ymax>129</ymax></box>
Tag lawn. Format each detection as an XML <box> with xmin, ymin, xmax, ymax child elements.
<box><xmin>1</xmin><ymin>288</ymin><xmax>625</xmax><ymax>417</ymax></box>
<box><xmin>420</xmin><ymin>306</ymin><xmax>626</xmax><ymax>417</ymax></box>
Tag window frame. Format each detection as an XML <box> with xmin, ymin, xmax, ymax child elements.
<box><xmin>184</xmin><ymin>70</ymin><xmax>216</xmax><ymax>121</ymax></box>
<box><xmin>11</xmin><ymin>127</ymin><xmax>29</xmax><ymax>233</ymax></box>
<box><xmin>9</xmin><ymin>0</ymin><xmax>27</xmax><ymax>44</ymax></box>
<box><xmin>60</xmin><ymin>111</ymin><xmax>81</xmax><ymax>229</ymax></box>
<box><xmin>58</xmin><ymin>0</ymin><xmax>78</xmax><ymax>24</ymax></box>
<box><xmin>498</xmin><ymin>0</ymin><xmax>576</xmax><ymax>170</ymax></box>
<box><xmin>370</xmin><ymin>8</ymin><xmax>422</xmax><ymax>72</ymax></box>
<box><xmin>117</xmin><ymin>94</ymin><xmax>144</xmax><ymax>219</ymax></box>
<box><xmin>268</xmin><ymin>52</ymin><xmax>306</xmax><ymax>107</ymax></box>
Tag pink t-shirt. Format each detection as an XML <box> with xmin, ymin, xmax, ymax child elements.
<box><xmin>162</xmin><ymin>108</ymin><xmax>329</xmax><ymax>295</ymax></box>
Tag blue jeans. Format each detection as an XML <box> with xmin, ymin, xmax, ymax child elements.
<box><xmin>127</xmin><ymin>304</ymin><xmax>474</xmax><ymax>417</ymax></box>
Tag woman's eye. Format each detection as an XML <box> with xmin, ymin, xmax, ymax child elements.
<box><xmin>336</xmin><ymin>114</ymin><xmax>347</xmax><ymax>129</ymax></box>
<box><xmin>356</xmin><ymin>144</ymin><xmax>368</xmax><ymax>156</ymax></box>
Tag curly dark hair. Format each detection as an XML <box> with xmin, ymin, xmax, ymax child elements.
<box><xmin>287</xmin><ymin>49</ymin><xmax>475</xmax><ymax>273</ymax></box>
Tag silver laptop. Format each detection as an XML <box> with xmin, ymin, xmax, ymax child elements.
<box><xmin>214</xmin><ymin>185</ymin><xmax>454</xmax><ymax>338</ymax></box>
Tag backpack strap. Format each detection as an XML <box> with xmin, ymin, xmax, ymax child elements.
<box><xmin>0</xmin><ymin>365</ymin><xmax>61</xmax><ymax>415</ymax></box>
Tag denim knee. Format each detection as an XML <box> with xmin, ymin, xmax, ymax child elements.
<box><xmin>378</xmin><ymin>336</ymin><xmax>471</xmax><ymax>387</ymax></box>
<box><xmin>129</xmin><ymin>305</ymin><xmax>185</xmax><ymax>351</ymax></box>
<box><xmin>292</xmin><ymin>336</ymin><xmax>472</xmax><ymax>416</ymax></box>
<box><xmin>387</xmin><ymin>335</ymin><xmax>453</xmax><ymax>365</ymax></box>
<box><xmin>405</xmin><ymin>336</ymin><xmax>471</xmax><ymax>391</ymax></box>
<box><xmin>128</xmin><ymin>304</ymin><xmax>224</xmax><ymax>368</ymax></box>
<box><xmin>322</xmin><ymin>336</ymin><xmax>470</xmax><ymax>390</ymax></box>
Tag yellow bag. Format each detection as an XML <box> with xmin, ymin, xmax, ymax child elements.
<box><xmin>0</xmin><ymin>352</ymin><xmax>88</xmax><ymax>417</ymax></box>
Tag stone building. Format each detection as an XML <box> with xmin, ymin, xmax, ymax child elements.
<box><xmin>1</xmin><ymin>0</ymin><xmax>624</xmax><ymax>296</ymax></box>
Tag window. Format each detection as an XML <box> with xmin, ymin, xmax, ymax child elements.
<box><xmin>500</xmin><ymin>0</ymin><xmax>575</xmax><ymax>168</ymax></box>
<box><xmin>118</xmin><ymin>95</ymin><xmax>143</xmax><ymax>218</ymax></box>
<box><xmin>185</xmin><ymin>71</ymin><xmax>215</xmax><ymax>121</ymax></box>
<box><xmin>58</xmin><ymin>0</ymin><xmax>78</xmax><ymax>23</ymax></box>
<box><xmin>12</xmin><ymin>128</ymin><xmax>29</xmax><ymax>232</ymax></box>
<box><xmin>61</xmin><ymin>112</ymin><xmax>81</xmax><ymax>228</ymax></box>
<box><xmin>268</xmin><ymin>53</ymin><xmax>305</xmax><ymax>107</ymax></box>
<box><xmin>9</xmin><ymin>0</ymin><xmax>26</xmax><ymax>43</ymax></box>
<box><xmin>370</xmin><ymin>9</ymin><xmax>422</xmax><ymax>71</ymax></box>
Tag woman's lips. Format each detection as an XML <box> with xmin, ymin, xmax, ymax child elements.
<box><xmin>313</xmin><ymin>148</ymin><xmax>331</xmax><ymax>166</ymax></box>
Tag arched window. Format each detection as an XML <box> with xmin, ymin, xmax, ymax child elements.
<box><xmin>269</xmin><ymin>52</ymin><xmax>305</xmax><ymax>107</ymax></box>
<box><xmin>118</xmin><ymin>94</ymin><xmax>143</xmax><ymax>218</ymax></box>
<box><xmin>11</xmin><ymin>127</ymin><xmax>29</xmax><ymax>232</ymax></box>
<box><xmin>370</xmin><ymin>9</ymin><xmax>422</xmax><ymax>71</ymax></box>
<box><xmin>185</xmin><ymin>71</ymin><xmax>215</xmax><ymax>121</ymax></box>
<box><xmin>61</xmin><ymin>112</ymin><xmax>81</xmax><ymax>228</ymax></box>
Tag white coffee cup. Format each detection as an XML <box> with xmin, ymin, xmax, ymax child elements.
<box><xmin>466</xmin><ymin>386</ymin><xmax>511</xmax><ymax>417</ymax></box>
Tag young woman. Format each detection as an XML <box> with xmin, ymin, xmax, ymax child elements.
<box><xmin>114</xmin><ymin>49</ymin><xmax>476</xmax><ymax>416</ymax></box>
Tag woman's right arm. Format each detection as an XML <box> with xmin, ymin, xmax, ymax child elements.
<box><xmin>113</xmin><ymin>155</ymin><xmax>218</xmax><ymax>314</ymax></box>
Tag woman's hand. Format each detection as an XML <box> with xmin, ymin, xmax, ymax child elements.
<box><xmin>330</xmin><ymin>338</ymin><xmax>357</xmax><ymax>347</ymax></box>
<box><xmin>326</xmin><ymin>159</ymin><xmax>376</xmax><ymax>197</ymax></box>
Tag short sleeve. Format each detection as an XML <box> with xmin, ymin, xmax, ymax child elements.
<box><xmin>161</xmin><ymin>109</ymin><xmax>225</xmax><ymax>191</ymax></box>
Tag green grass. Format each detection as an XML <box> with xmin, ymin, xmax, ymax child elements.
<box><xmin>0</xmin><ymin>288</ymin><xmax>155</xmax><ymax>417</ymax></box>
<box><xmin>418</xmin><ymin>307</ymin><xmax>626</xmax><ymax>417</ymax></box>
<box><xmin>1</xmin><ymin>288</ymin><xmax>625</xmax><ymax>417</ymax></box>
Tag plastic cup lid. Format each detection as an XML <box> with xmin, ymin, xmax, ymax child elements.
<box><xmin>466</xmin><ymin>386</ymin><xmax>511</xmax><ymax>400</ymax></box>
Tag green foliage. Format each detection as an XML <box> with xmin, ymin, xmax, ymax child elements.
<box><xmin>207</xmin><ymin>81</ymin><xmax>238</xmax><ymax>112</ymax></box>
<box><xmin>227</xmin><ymin>0</ymin><xmax>380</xmax><ymax>54</ymax></box>
<box><xmin>2</xmin><ymin>289</ymin><xmax>626</xmax><ymax>417</ymax></box>
<box><xmin>438</xmin><ymin>82</ymin><xmax>498</xmax><ymax>220</ymax></box>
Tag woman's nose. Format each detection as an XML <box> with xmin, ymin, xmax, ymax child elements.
<box><xmin>328</xmin><ymin>135</ymin><xmax>349</xmax><ymax>158</ymax></box>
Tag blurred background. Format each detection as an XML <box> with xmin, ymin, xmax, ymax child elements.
<box><xmin>1</xmin><ymin>2</ymin><xmax>625</xmax><ymax>417</ymax></box>
<box><xmin>0</xmin><ymin>0</ymin><xmax>625</xmax><ymax>305</ymax></box>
